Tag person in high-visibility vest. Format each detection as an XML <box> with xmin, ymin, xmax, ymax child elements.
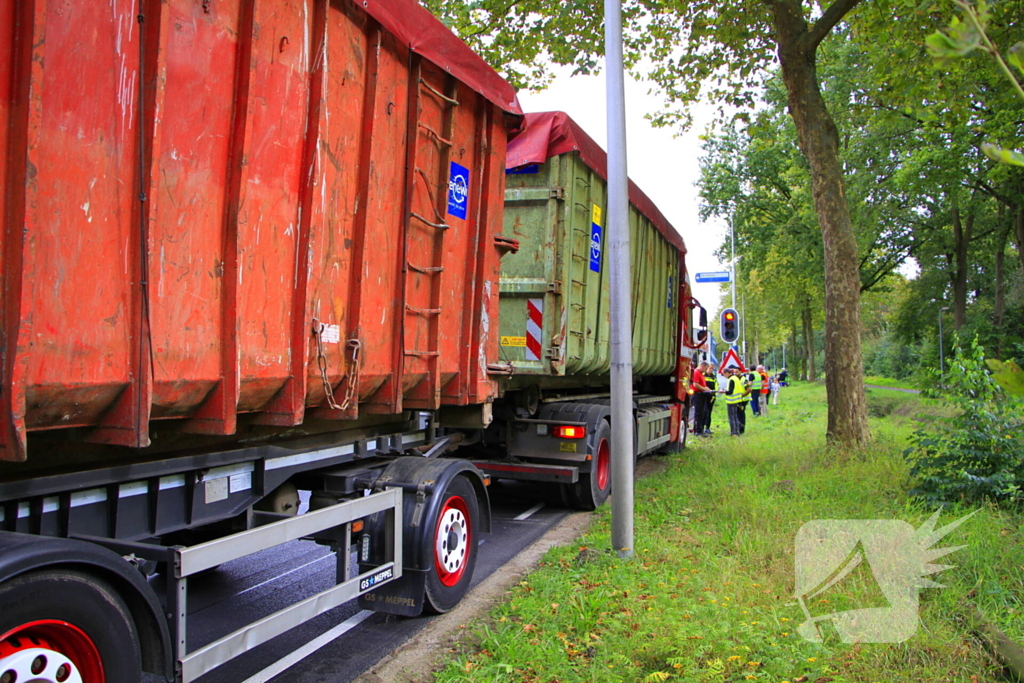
<box><xmin>739</xmin><ymin>370</ymin><xmax>751</xmax><ymax>433</ymax></box>
<box><xmin>703</xmin><ymin>363</ymin><xmax>719</xmax><ymax>435</ymax></box>
<box><xmin>757</xmin><ymin>365</ymin><xmax>770</xmax><ymax>416</ymax></box>
<box><xmin>691</xmin><ymin>361</ymin><xmax>714</xmax><ymax>437</ymax></box>
<box><xmin>748</xmin><ymin>368</ymin><xmax>763</xmax><ymax>416</ymax></box>
<box><xmin>722</xmin><ymin>368</ymin><xmax>750</xmax><ymax>436</ymax></box>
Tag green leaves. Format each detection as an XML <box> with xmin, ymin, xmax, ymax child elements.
<box><xmin>985</xmin><ymin>359</ymin><xmax>1024</xmax><ymax>397</ymax></box>
<box><xmin>925</xmin><ymin>17</ymin><xmax>982</xmax><ymax>64</ymax></box>
<box><xmin>980</xmin><ymin>143</ymin><xmax>1024</xmax><ymax>166</ymax></box>
<box><xmin>926</xmin><ymin>0</ymin><xmax>1024</xmax><ymax>168</ymax></box>
<box><xmin>906</xmin><ymin>337</ymin><xmax>1024</xmax><ymax>505</ymax></box>
<box><xmin>1009</xmin><ymin>41</ymin><xmax>1024</xmax><ymax>74</ymax></box>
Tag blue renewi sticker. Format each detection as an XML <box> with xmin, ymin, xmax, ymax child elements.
<box><xmin>667</xmin><ymin>275</ymin><xmax>674</xmax><ymax>308</ymax></box>
<box><xmin>589</xmin><ymin>204</ymin><xmax>603</xmax><ymax>273</ymax></box>
<box><xmin>447</xmin><ymin>162</ymin><xmax>470</xmax><ymax>219</ymax></box>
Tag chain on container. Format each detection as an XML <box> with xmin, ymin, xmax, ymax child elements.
<box><xmin>312</xmin><ymin>319</ymin><xmax>361</xmax><ymax>411</ymax></box>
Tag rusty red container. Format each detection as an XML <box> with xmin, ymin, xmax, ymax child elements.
<box><xmin>0</xmin><ymin>0</ymin><xmax>521</xmax><ymax>461</ymax></box>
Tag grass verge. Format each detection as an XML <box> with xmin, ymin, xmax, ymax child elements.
<box><xmin>864</xmin><ymin>375</ymin><xmax>920</xmax><ymax>391</ymax></box>
<box><xmin>436</xmin><ymin>382</ymin><xmax>1024</xmax><ymax>683</ymax></box>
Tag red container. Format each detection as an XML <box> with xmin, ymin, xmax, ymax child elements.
<box><xmin>0</xmin><ymin>0</ymin><xmax>521</xmax><ymax>461</ymax></box>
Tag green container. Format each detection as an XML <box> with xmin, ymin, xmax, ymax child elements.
<box><xmin>499</xmin><ymin>152</ymin><xmax>683</xmax><ymax>390</ymax></box>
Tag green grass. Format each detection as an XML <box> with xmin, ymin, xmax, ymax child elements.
<box><xmin>436</xmin><ymin>382</ymin><xmax>1024</xmax><ymax>683</ymax></box>
<box><xmin>864</xmin><ymin>375</ymin><xmax>920</xmax><ymax>391</ymax></box>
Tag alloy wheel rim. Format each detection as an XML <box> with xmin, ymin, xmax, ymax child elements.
<box><xmin>0</xmin><ymin>621</ymin><xmax>102</xmax><ymax>683</ymax></box>
<box><xmin>596</xmin><ymin>438</ymin><xmax>610</xmax><ymax>491</ymax></box>
<box><xmin>434</xmin><ymin>495</ymin><xmax>471</xmax><ymax>587</ymax></box>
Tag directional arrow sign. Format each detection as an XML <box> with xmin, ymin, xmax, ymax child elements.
<box><xmin>695</xmin><ymin>271</ymin><xmax>732</xmax><ymax>283</ymax></box>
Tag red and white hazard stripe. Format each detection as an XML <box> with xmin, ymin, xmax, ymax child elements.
<box><xmin>526</xmin><ymin>298</ymin><xmax>543</xmax><ymax>361</ymax></box>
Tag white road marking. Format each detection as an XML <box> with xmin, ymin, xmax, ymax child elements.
<box><xmin>239</xmin><ymin>609</ymin><xmax>373</xmax><ymax>683</ymax></box>
<box><xmin>234</xmin><ymin>554</ymin><xmax>333</xmax><ymax>598</ymax></box>
<box><xmin>514</xmin><ymin>502</ymin><xmax>545</xmax><ymax>521</ymax></box>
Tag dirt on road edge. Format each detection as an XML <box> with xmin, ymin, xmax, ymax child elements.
<box><xmin>352</xmin><ymin>509</ymin><xmax>594</xmax><ymax>683</ymax></box>
<box><xmin>353</xmin><ymin>455</ymin><xmax>671</xmax><ymax>683</ymax></box>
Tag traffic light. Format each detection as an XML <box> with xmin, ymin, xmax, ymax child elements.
<box><xmin>720</xmin><ymin>308</ymin><xmax>739</xmax><ymax>344</ymax></box>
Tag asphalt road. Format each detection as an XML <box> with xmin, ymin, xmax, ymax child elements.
<box><xmin>172</xmin><ymin>481</ymin><xmax>569</xmax><ymax>683</ymax></box>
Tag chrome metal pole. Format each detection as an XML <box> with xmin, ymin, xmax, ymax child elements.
<box><xmin>605</xmin><ymin>0</ymin><xmax>633</xmax><ymax>559</ymax></box>
<box><xmin>740</xmin><ymin>291</ymin><xmax>746</xmax><ymax>361</ymax></box>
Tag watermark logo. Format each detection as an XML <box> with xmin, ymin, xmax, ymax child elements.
<box><xmin>793</xmin><ymin>510</ymin><xmax>976</xmax><ymax>643</ymax></box>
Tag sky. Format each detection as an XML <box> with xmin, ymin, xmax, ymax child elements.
<box><xmin>516</xmin><ymin>69</ymin><xmax>733</xmax><ymax>317</ymax></box>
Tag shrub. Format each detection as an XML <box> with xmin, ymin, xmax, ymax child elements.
<box><xmin>864</xmin><ymin>331</ymin><xmax>921</xmax><ymax>380</ymax></box>
<box><xmin>905</xmin><ymin>336</ymin><xmax>1024</xmax><ymax>505</ymax></box>
<box><xmin>866</xmin><ymin>395</ymin><xmax>901</xmax><ymax>418</ymax></box>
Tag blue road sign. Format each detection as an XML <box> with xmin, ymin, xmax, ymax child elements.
<box><xmin>695</xmin><ymin>271</ymin><xmax>732</xmax><ymax>283</ymax></box>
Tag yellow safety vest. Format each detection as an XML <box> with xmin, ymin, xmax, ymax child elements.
<box><xmin>725</xmin><ymin>376</ymin><xmax>747</xmax><ymax>405</ymax></box>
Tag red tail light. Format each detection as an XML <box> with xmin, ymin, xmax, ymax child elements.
<box><xmin>554</xmin><ymin>425</ymin><xmax>586</xmax><ymax>439</ymax></box>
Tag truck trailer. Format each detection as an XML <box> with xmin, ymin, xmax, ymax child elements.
<box><xmin>465</xmin><ymin>111</ymin><xmax>701</xmax><ymax>510</ymax></box>
<box><xmin>0</xmin><ymin>2</ymin><xmax>703</xmax><ymax>681</ymax></box>
<box><xmin>0</xmin><ymin>0</ymin><xmax>520</xmax><ymax>680</ymax></box>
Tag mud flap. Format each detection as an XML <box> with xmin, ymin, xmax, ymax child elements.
<box><xmin>358</xmin><ymin>568</ymin><xmax>426</xmax><ymax>616</ymax></box>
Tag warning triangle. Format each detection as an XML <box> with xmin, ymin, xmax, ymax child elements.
<box><xmin>720</xmin><ymin>347</ymin><xmax>746</xmax><ymax>373</ymax></box>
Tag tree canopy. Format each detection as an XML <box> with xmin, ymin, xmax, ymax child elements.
<box><xmin>425</xmin><ymin>0</ymin><xmax>1024</xmax><ymax>443</ymax></box>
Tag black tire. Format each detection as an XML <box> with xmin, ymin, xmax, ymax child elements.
<box><xmin>423</xmin><ymin>476</ymin><xmax>479</xmax><ymax>614</ymax></box>
<box><xmin>0</xmin><ymin>569</ymin><xmax>141</xmax><ymax>683</ymax></box>
<box><xmin>539</xmin><ymin>482</ymin><xmax>573</xmax><ymax>508</ymax></box>
<box><xmin>571</xmin><ymin>420</ymin><xmax>612</xmax><ymax>511</ymax></box>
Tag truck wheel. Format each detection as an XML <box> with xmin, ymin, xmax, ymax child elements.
<box><xmin>0</xmin><ymin>569</ymin><xmax>141</xmax><ymax>683</ymax></box>
<box><xmin>423</xmin><ymin>476</ymin><xmax>479</xmax><ymax>614</ymax></box>
<box><xmin>571</xmin><ymin>420</ymin><xmax>612</xmax><ymax>511</ymax></box>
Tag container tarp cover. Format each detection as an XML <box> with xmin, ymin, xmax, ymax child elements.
<box><xmin>506</xmin><ymin>111</ymin><xmax>685</xmax><ymax>253</ymax></box>
<box><xmin>366</xmin><ymin>0</ymin><xmax>522</xmax><ymax>115</ymax></box>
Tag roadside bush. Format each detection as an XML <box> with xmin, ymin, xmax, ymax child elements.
<box><xmin>905</xmin><ymin>337</ymin><xmax>1024</xmax><ymax>505</ymax></box>
<box><xmin>866</xmin><ymin>394</ymin><xmax>902</xmax><ymax>417</ymax></box>
<box><xmin>864</xmin><ymin>331</ymin><xmax>921</xmax><ymax>380</ymax></box>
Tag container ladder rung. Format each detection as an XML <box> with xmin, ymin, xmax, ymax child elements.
<box><xmin>419</xmin><ymin>79</ymin><xmax>459</xmax><ymax>106</ymax></box>
<box><xmin>408</xmin><ymin>262</ymin><xmax>444</xmax><ymax>274</ymax></box>
<box><xmin>417</xmin><ymin>123</ymin><xmax>452</xmax><ymax>147</ymax></box>
<box><xmin>405</xmin><ymin>306</ymin><xmax>441</xmax><ymax>315</ymax></box>
<box><xmin>409</xmin><ymin>212</ymin><xmax>449</xmax><ymax>230</ymax></box>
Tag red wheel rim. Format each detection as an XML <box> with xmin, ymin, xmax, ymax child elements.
<box><xmin>0</xmin><ymin>620</ymin><xmax>104</xmax><ymax>683</ymax></box>
<box><xmin>596</xmin><ymin>438</ymin><xmax>610</xmax><ymax>491</ymax></box>
<box><xmin>434</xmin><ymin>495</ymin><xmax>472</xmax><ymax>587</ymax></box>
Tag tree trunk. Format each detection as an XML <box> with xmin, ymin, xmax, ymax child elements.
<box><xmin>1016</xmin><ymin>208</ymin><xmax>1024</xmax><ymax>274</ymax></box>
<box><xmin>790</xmin><ymin>326</ymin><xmax>799</xmax><ymax>378</ymax></box>
<box><xmin>994</xmin><ymin>205</ymin><xmax>1009</xmax><ymax>340</ymax></box>
<box><xmin>950</xmin><ymin>197</ymin><xmax>972</xmax><ymax>330</ymax></box>
<box><xmin>802</xmin><ymin>300</ymin><xmax>816</xmax><ymax>381</ymax></box>
<box><xmin>769</xmin><ymin>0</ymin><xmax>870</xmax><ymax>445</ymax></box>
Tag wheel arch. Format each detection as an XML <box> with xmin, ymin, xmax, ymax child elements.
<box><xmin>0</xmin><ymin>531</ymin><xmax>171</xmax><ymax>680</ymax></box>
<box><xmin>373</xmin><ymin>456</ymin><xmax>490</xmax><ymax>572</ymax></box>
